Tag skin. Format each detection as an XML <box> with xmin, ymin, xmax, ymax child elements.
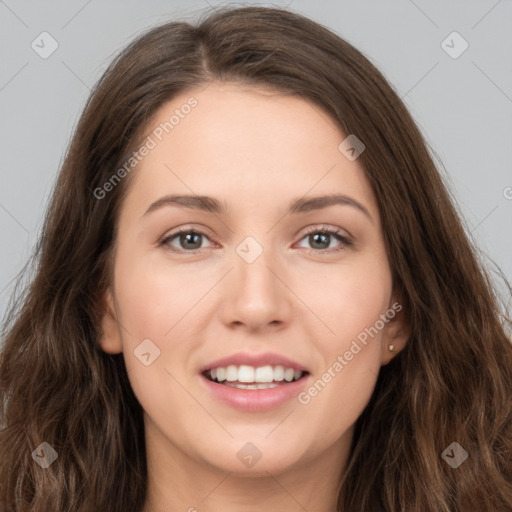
<box><xmin>99</xmin><ymin>82</ymin><xmax>409</xmax><ymax>512</ymax></box>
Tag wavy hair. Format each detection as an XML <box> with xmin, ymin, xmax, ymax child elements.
<box><xmin>1</xmin><ymin>5</ymin><xmax>511</xmax><ymax>511</ymax></box>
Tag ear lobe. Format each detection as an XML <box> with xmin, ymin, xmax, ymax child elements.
<box><xmin>381</xmin><ymin>300</ymin><xmax>410</xmax><ymax>366</ymax></box>
<box><xmin>97</xmin><ymin>287</ymin><xmax>123</xmax><ymax>354</ymax></box>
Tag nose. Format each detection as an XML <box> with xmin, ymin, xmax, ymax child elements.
<box><xmin>218</xmin><ymin>245</ymin><xmax>293</xmax><ymax>332</ymax></box>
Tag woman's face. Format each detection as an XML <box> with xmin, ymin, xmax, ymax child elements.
<box><xmin>99</xmin><ymin>82</ymin><xmax>407</xmax><ymax>477</ymax></box>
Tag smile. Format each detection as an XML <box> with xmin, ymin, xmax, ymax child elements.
<box><xmin>200</xmin><ymin>358</ymin><xmax>311</xmax><ymax>411</ymax></box>
<box><xmin>204</xmin><ymin>364</ymin><xmax>306</xmax><ymax>389</ymax></box>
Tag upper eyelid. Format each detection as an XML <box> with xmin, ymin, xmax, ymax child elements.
<box><xmin>160</xmin><ymin>225</ymin><xmax>352</xmax><ymax>249</ymax></box>
<box><xmin>161</xmin><ymin>224</ymin><xmax>349</xmax><ymax>240</ymax></box>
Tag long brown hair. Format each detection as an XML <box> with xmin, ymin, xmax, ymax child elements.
<box><xmin>1</xmin><ymin>6</ymin><xmax>511</xmax><ymax>511</ymax></box>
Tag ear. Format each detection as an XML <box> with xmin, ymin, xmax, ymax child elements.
<box><xmin>380</xmin><ymin>294</ymin><xmax>410</xmax><ymax>366</ymax></box>
<box><xmin>97</xmin><ymin>287</ymin><xmax>123</xmax><ymax>354</ymax></box>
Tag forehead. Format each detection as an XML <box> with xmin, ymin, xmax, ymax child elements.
<box><xmin>122</xmin><ymin>82</ymin><xmax>379</xmax><ymax>221</ymax></box>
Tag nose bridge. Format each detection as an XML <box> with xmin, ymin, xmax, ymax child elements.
<box><xmin>220</xmin><ymin>231</ymin><xmax>292</xmax><ymax>329</ymax></box>
<box><xmin>235</xmin><ymin>232</ymin><xmax>280</xmax><ymax>297</ymax></box>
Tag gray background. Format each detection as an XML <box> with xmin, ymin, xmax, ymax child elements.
<box><xmin>1</xmin><ymin>0</ymin><xmax>511</xmax><ymax>329</ymax></box>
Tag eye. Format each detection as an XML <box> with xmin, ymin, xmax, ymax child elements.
<box><xmin>160</xmin><ymin>228</ymin><xmax>215</xmax><ymax>254</ymax></box>
<box><xmin>295</xmin><ymin>225</ymin><xmax>353</xmax><ymax>254</ymax></box>
<box><xmin>159</xmin><ymin>225</ymin><xmax>353</xmax><ymax>255</ymax></box>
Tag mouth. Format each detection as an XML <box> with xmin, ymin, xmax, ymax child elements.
<box><xmin>202</xmin><ymin>364</ymin><xmax>309</xmax><ymax>390</ymax></box>
<box><xmin>199</xmin><ymin>352</ymin><xmax>311</xmax><ymax>411</ymax></box>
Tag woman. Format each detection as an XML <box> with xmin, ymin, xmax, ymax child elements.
<box><xmin>1</xmin><ymin>5</ymin><xmax>511</xmax><ymax>512</ymax></box>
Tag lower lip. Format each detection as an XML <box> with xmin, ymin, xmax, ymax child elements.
<box><xmin>200</xmin><ymin>374</ymin><xmax>310</xmax><ymax>412</ymax></box>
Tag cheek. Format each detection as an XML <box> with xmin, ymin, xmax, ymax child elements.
<box><xmin>302</xmin><ymin>252</ymin><xmax>392</xmax><ymax>346</ymax></box>
<box><xmin>112</xmin><ymin>244</ymin><xmax>220</xmax><ymax>402</ymax></box>
<box><xmin>113</xmin><ymin>260</ymin><xmax>197</xmax><ymax>436</ymax></box>
<box><xmin>113</xmin><ymin>244</ymin><xmax>209</xmax><ymax>341</ymax></box>
<box><xmin>294</xmin><ymin>255</ymin><xmax>391</xmax><ymax>429</ymax></box>
<box><xmin>113</xmin><ymin>231</ymin><xmax>391</xmax><ymax>444</ymax></box>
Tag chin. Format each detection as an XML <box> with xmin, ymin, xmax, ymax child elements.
<box><xmin>198</xmin><ymin>439</ymin><xmax>307</xmax><ymax>476</ymax></box>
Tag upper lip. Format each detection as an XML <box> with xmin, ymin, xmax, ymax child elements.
<box><xmin>200</xmin><ymin>352</ymin><xmax>309</xmax><ymax>373</ymax></box>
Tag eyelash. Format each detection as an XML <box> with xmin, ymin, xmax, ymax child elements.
<box><xmin>159</xmin><ymin>225</ymin><xmax>353</xmax><ymax>256</ymax></box>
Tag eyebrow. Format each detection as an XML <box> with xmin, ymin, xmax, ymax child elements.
<box><xmin>142</xmin><ymin>193</ymin><xmax>372</xmax><ymax>221</ymax></box>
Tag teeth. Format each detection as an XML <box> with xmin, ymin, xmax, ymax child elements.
<box><xmin>273</xmin><ymin>365</ymin><xmax>285</xmax><ymax>380</ymax></box>
<box><xmin>284</xmin><ymin>368</ymin><xmax>294</xmax><ymax>382</ymax></box>
<box><xmin>238</xmin><ymin>365</ymin><xmax>255</xmax><ymax>383</ymax></box>
<box><xmin>216</xmin><ymin>367</ymin><xmax>226</xmax><ymax>381</ymax></box>
<box><xmin>208</xmin><ymin>364</ymin><xmax>304</xmax><ymax>384</ymax></box>
<box><xmin>226</xmin><ymin>365</ymin><xmax>238</xmax><ymax>381</ymax></box>
<box><xmin>255</xmin><ymin>365</ymin><xmax>274</xmax><ymax>382</ymax></box>
<box><xmin>224</xmin><ymin>382</ymin><xmax>280</xmax><ymax>390</ymax></box>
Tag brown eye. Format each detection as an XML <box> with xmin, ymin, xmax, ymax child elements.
<box><xmin>296</xmin><ymin>226</ymin><xmax>353</xmax><ymax>254</ymax></box>
<box><xmin>160</xmin><ymin>229</ymin><xmax>212</xmax><ymax>253</ymax></box>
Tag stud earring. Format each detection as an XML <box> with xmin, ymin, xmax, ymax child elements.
<box><xmin>388</xmin><ymin>344</ymin><xmax>395</xmax><ymax>352</ymax></box>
